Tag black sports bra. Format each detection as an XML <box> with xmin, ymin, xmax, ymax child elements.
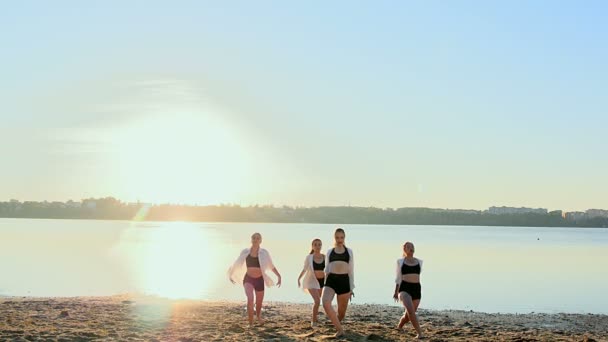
<box><xmin>329</xmin><ymin>248</ymin><xmax>350</xmax><ymax>263</ymax></box>
<box><xmin>312</xmin><ymin>258</ymin><xmax>325</xmax><ymax>271</ymax></box>
<box><xmin>401</xmin><ymin>260</ymin><xmax>420</xmax><ymax>275</ymax></box>
<box><xmin>246</xmin><ymin>254</ymin><xmax>261</xmax><ymax>268</ymax></box>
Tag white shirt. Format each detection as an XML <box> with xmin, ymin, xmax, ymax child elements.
<box><xmin>299</xmin><ymin>254</ymin><xmax>322</xmax><ymax>292</ymax></box>
<box><xmin>395</xmin><ymin>257</ymin><xmax>423</xmax><ymax>284</ymax></box>
<box><xmin>227</xmin><ymin>248</ymin><xmax>277</xmax><ymax>287</ymax></box>
<box><xmin>325</xmin><ymin>247</ymin><xmax>355</xmax><ymax>291</ymax></box>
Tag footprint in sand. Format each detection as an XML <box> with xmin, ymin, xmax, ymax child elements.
<box><xmin>320</xmin><ymin>333</ymin><xmax>347</xmax><ymax>340</ymax></box>
<box><xmin>293</xmin><ymin>332</ymin><xmax>315</xmax><ymax>338</ymax></box>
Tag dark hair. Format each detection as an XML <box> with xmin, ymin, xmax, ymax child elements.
<box><xmin>334</xmin><ymin>228</ymin><xmax>346</xmax><ymax>248</ymax></box>
<box><xmin>309</xmin><ymin>238</ymin><xmax>322</xmax><ymax>254</ymax></box>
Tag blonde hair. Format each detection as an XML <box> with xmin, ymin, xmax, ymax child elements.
<box><xmin>403</xmin><ymin>241</ymin><xmax>414</xmax><ymax>257</ymax></box>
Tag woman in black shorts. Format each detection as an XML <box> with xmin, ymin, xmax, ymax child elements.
<box><xmin>322</xmin><ymin>228</ymin><xmax>354</xmax><ymax>337</ymax></box>
<box><xmin>393</xmin><ymin>241</ymin><xmax>423</xmax><ymax>339</ymax></box>
<box><xmin>297</xmin><ymin>238</ymin><xmax>325</xmax><ymax>327</ymax></box>
<box><xmin>228</xmin><ymin>232</ymin><xmax>282</xmax><ymax>326</ymax></box>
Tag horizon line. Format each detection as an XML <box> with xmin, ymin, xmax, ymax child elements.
<box><xmin>2</xmin><ymin>197</ymin><xmax>605</xmax><ymax>213</ymax></box>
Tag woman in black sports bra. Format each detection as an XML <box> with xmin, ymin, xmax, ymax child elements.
<box><xmin>297</xmin><ymin>238</ymin><xmax>325</xmax><ymax>327</ymax></box>
<box><xmin>393</xmin><ymin>241</ymin><xmax>423</xmax><ymax>339</ymax></box>
<box><xmin>228</xmin><ymin>232</ymin><xmax>282</xmax><ymax>326</ymax></box>
<box><xmin>322</xmin><ymin>228</ymin><xmax>355</xmax><ymax>338</ymax></box>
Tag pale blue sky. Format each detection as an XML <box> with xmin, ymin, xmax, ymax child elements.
<box><xmin>1</xmin><ymin>1</ymin><xmax>606</xmax><ymax>210</ymax></box>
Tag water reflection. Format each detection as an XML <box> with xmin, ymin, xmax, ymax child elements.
<box><xmin>1</xmin><ymin>219</ymin><xmax>607</xmax><ymax>313</ymax></box>
<box><xmin>113</xmin><ymin>222</ymin><xmax>226</xmax><ymax>299</ymax></box>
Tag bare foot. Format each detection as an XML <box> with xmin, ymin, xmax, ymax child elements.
<box><xmin>334</xmin><ymin>329</ymin><xmax>344</xmax><ymax>338</ymax></box>
<box><xmin>416</xmin><ymin>333</ymin><xmax>425</xmax><ymax>339</ymax></box>
<box><xmin>256</xmin><ymin>317</ymin><xmax>265</xmax><ymax>325</ymax></box>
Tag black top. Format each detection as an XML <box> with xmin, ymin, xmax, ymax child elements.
<box><xmin>246</xmin><ymin>254</ymin><xmax>261</xmax><ymax>268</ymax></box>
<box><xmin>329</xmin><ymin>248</ymin><xmax>350</xmax><ymax>263</ymax></box>
<box><xmin>401</xmin><ymin>260</ymin><xmax>421</xmax><ymax>275</ymax></box>
<box><xmin>312</xmin><ymin>258</ymin><xmax>325</xmax><ymax>271</ymax></box>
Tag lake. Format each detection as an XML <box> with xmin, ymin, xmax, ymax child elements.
<box><xmin>1</xmin><ymin>218</ymin><xmax>607</xmax><ymax>314</ymax></box>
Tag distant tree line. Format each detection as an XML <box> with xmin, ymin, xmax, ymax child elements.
<box><xmin>1</xmin><ymin>197</ymin><xmax>607</xmax><ymax>228</ymax></box>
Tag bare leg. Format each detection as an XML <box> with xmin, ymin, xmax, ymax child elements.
<box><xmin>255</xmin><ymin>290</ymin><xmax>265</xmax><ymax>324</ymax></box>
<box><xmin>398</xmin><ymin>299</ymin><xmax>420</xmax><ymax>329</ymax></box>
<box><xmin>244</xmin><ymin>283</ymin><xmax>255</xmax><ymax>326</ymax></box>
<box><xmin>399</xmin><ymin>292</ymin><xmax>423</xmax><ymax>338</ymax></box>
<box><xmin>398</xmin><ymin>312</ymin><xmax>409</xmax><ymax>329</ymax></box>
<box><xmin>310</xmin><ymin>289</ymin><xmax>321</xmax><ymax>323</ymax></box>
<box><xmin>322</xmin><ymin>286</ymin><xmax>343</xmax><ymax>336</ymax></box>
<box><xmin>336</xmin><ymin>292</ymin><xmax>350</xmax><ymax>322</ymax></box>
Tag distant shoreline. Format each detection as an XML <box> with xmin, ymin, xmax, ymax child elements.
<box><xmin>0</xmin><ymin>296</ymin><xmax>606</xmax><ymax>341</ymax></box>
<box><xmin>3</xmin><ymin>198</ymin><xmax>608</xmax><ymax>228</ymax></box>
<box><xmin>1</xmin><ymin>216</ymin><xmax>607</xmax><ymax>229</ymax></box>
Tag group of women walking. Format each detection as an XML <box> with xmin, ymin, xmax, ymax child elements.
<box><xmin>227</xmin><ymin>228</ymin><xmax>424</xmax><ymax>339</ymax></box>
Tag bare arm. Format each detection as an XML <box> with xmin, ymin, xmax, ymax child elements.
<box><xmin>297</xmin><ymin>268</ymin><xmax>306</xmax><ymax>287</ymax></box>
<box><xmin>272</xmin><ymin>267</ymin><xmax>282</xmax><ymax>287</ymax></box>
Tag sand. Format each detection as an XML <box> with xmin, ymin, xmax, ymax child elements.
<box><xmin>0</xmin><ymin>296</ymin><xmax>606</xmax><ymax>341</ymax></box>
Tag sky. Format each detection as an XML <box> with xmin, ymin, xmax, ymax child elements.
<box><xmin>1</xmin><ymin>1</ymin><xmax>607</xmax><ymax>211</ymax></box>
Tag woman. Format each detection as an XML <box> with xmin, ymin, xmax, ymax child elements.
<box><xmin>393</xmin><ymin>241</ymin><xmax>423</xmax><ymax>339</ymax></box>
<box><xmin>228</xmin><ymin>232</ymin><xmax>282</xmax><ymax>326</ymax></box>
<box><xmin>297</xmin><ymin>238</ymin><xmax>325</xmax><ymax>327</ymax></box>
<box><xmin>322</xmin><ymin>228</ymin><xmax>354</xmax><ymax>337</ymax></box>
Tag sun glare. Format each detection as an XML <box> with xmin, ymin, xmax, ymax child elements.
<box><xmin>109</xmin><ymin>111</ymin><xmax>252</xmax><ymax>204</ymax></box>
<box><xmin>121</xmin><ymin>222</ymin><xmax>224</xmax><ymax>299</ymax></box>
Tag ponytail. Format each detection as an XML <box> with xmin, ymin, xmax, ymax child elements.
<box><xmin>310</xmin><ymin>238</ymin><xmax>321</xmax><ymax>254</ymax></box>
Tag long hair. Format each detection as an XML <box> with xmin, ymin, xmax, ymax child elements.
<box><xmin>334</xmin><ymin>228</ymin><xmax>346</xmax><ymax>248</ymax></box>
<box><xmin>403</xmin><ymin>241</ymin><xmax>414</xmax><ymax>257</ymax></box>
<box><xmin>309</xmin><ymin>238</ymin><xmax>322</xmax><ymax>254</ymax></box>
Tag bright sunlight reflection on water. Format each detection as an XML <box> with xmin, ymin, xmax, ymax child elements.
<box><xmin>112</xmin><ymin>222</ymin><xmax>225</xmax><ymax>299</ymax></box>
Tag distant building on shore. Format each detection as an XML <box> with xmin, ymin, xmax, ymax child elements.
<box><xmin>487</xmin><ymin>206</ymin><xmax>548</xmax><ymax>215</ymax></box>
<box><xmin>565</xmin><ymin>211</ymin><xmax>586</xmax><ymax>221</ymax></box>
<box><xmin>586</xmin><ymin>209</ymin><xmax>608</xmax><ymax>218</ymax></box>
<box><xmin>445</xmin><ymin>209</ymin><xmax>481</xmax><ymax>214</ymax></box>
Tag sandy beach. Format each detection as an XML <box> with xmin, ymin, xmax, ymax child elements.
<box><xmin>0</xmin><ymin>296</ymin><xmax>606</xmax><ymax>341</ymax></box>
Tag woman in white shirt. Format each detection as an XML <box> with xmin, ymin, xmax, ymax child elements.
<box><xmin>393</xmin><ymin>241</ymin><xmax>423</xmax><ymax>339</ymax></box>
<box><xmin>322</xmin><ymin>228</ymin><xmax>355</xmax><ymax>337</ymax></box>
<box><xmin>297</xmin><ymin>238</ymin><xmax>325</xmax><ymax>327</ymax></box>
<box><xmin>228</xmin><ymin>232</ymin><xmax>282</xmax><ymax>326</ymax></box>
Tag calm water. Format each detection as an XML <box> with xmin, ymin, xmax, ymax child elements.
<box><xmin>1</xmin><ymin>218</ymin><xmax>607</xmax><ymax>314</ymax></box>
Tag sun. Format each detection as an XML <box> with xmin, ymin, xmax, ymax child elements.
<box><xmin>108</xmin><ymin>110</ymin><xmax>253</xmax><ymax>204</ymax></box>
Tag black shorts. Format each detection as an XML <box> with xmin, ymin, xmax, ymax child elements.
<box><xmin>325</xmin><ymin>273</ymin><xmax>350</xmax><ymax>295</ymax></box>
<box><xmin>243</xmin><ymin>274</ymin><xmax>264</xmax><ymax>292</ymax></box>
<box><xmin>399</xmin><ymin>280</ymin><xmax>421</xmax><ymax>300</ymax></box>
<box><xmin>317</xmin><ymin>277</ymin><xmax>325</xmax><ymax>288</ymax></box>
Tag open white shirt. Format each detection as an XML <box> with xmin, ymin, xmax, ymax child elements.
<box><xmin>227</xmin><ymin>248</ymin><xmax>277</xmax><ymax>287</ymax></box>
<box><xmin>325</xmin><ymin>247</ymin><xmax>355</xmax><ymax>291</ymax></box>
<box><xmin>395</xmin><ymin>257</ymin><xmax>423</xmax><ymax>284</ymax></box>
<box><xmin>299</xmin><ymin>254</ymin><xmax>322</xmax><ymax>292</ymax></box>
